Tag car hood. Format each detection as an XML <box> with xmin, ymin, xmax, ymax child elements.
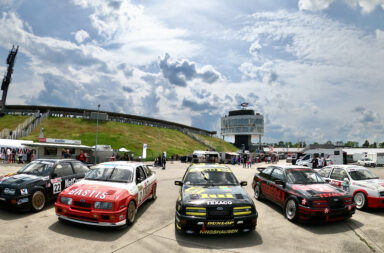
<box><xmin>352</xmin><ymin>179</ymin><xmax>384</xmax><ymax>191</ymax></box>
<box><xmin>181</xmin><ymin>185</ymin><xmax>252</xmax><ymax>206</ymax></box>
<box><xmin>62</xmin><ymin>179</ymin><xmax>135</xmax><ymax>201</ymax></box>
<box><xmin>291</xmin><ymin>184</ymin><xmax>347</xmax><ymax>198</ymax></box>
<box><xmin>0</xmin><ymin>173</ymin><xmax>45</xmax><ymax>188</ymax></box>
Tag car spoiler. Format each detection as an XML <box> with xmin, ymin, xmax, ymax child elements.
<box><xmin>257</xmin><ymin>167</ymin><xmax>266</xmax><ymax>173</ymax></box>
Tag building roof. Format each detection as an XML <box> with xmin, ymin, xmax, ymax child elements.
<box><xmin>23</xmin><ymin>142</ymin><xmax>93</xmax><ymax>149</ymax></box>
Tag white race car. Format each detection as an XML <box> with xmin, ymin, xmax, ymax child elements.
<box><xmin>318</xmin><ymin>165</ymin><xmax>384</xmax><ymax>209</ymax></box>
<box><xmin>357</xmin><ymin>158</ymin><xmax>376</xmax><ymax>167</ymax></box>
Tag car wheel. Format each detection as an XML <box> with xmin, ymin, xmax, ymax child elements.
<box><xmin>354</xmin><ymin>192</ymin><xmax>367</xmax><ymax>210</ymax></box>
<box><xmin>254</xmin><ymin>183</ymin><xmax>263</xmax><ymax>200</ymax></box>
<box><xmin>285</xmin><ymin>198</ymin><xmax>299</xmax><ymax>222</ymax></box>
<box><xmin>126</xmin><ymin>200</ymin><xmax>136</xmax><ymax>225</ymax></box>
<box><xmin>31</xmin><ymin>190</ymin><xmax>46</xmax><ymax>212</ymax></box>
<box><xmin>150</xmin><ymin>185</ymin><xmax>157</xmax><ymax>200</ymax></box>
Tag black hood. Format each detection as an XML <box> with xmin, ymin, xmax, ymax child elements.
<box><xmin>0</xmin><ymin>174</ymin><xmax>45</xmax><ymax>188</ymax></box>
<box><xmin>290</xmin><ymin>184</ymin><xmax>347</xmax><ymax>198</ymax></box>
<box><xmin>182</xmin><ymin>185</ymin><xmax>253</xmax><ymax>206</ymax></box>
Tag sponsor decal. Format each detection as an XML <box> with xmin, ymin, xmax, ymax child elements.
<box><xmin>185</xmin><ymin>187</ymin><xmax>205</xmax><ymax>195</ymax></box>
<box><xmin>207</xmin><ymin>200</ymin><xmax>232</xmax><ymax>205</ymax></box>
<box><xmin>18</xmin><ymin>198</ymin><xmax>29</xmax><ymax>205</ymax></box>
<box><xmin>68</xmin><ymin>189</ymin><xmax>107</xmax><ymax>199</ymax></box>
<box><xmin>20</xmin><ymin>189</ymin><xmax>28</xmax><ymax>195</ymax></box>
<box><xmin>199</xmin><ymin>229</ymin><xmax>238</xmax><ymax>235</ymax></box>
<box><xmin>51</xmin><ymin>178</ymin><xmax>62</xmax><ymax>184</ymax></box>
<box><xmin>189</xmin><ymin>168</ymin><xmax>231</xmax><ymax>173</ymax></box>
<box><xmin>219</xmin><ymin>186</ymin><xmax>230</xmax><ymax>191</ymax></box>
<box><xmin>206</xmin><ymin>221</ymin><xmax>234</xmax><ymax>226</ymax></box>
<box><xmin>201</xmin><ymin>193</ymin><xmax>234</xmax><ymax>199</ymax></box>
<box><xmin>65</xmin><ymin>178</ymin><xmax>76</xmax><ymax>188</ymax></box>
<box><xmin>46</xmin><ymin>181</ymin><xmax>51</xmax><ymax>188</ymax></box>
<box><xmin>42</xmin><ymin>176</ymin><xmax>50</xmax><ymax>181</ymax></box>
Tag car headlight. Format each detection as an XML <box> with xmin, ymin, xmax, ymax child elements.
<box><xmin>233</xmin><ymin>206</ymin><xmax>253</xmax><ymax>216</ymax></box>
<box><xmin>94</xmin><ymin>201</ymin><xmax>113</xmax><ymax>210</ymax></box>
<box><xmin>185</xmin><ymin>206</ymin><xmax>206</xmax><ymax>216</ymax></box>
<box><xmin>60</xmin><ymin>196</ymin><xmax>73</xmax><ymax>205</ymax></box>
<box><xmin>4</xmin><ymin>188</ymin><xmax>16</xmax><ymax>195</ymax></box>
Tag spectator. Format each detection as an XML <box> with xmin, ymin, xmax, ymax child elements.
<box><xmin>162</xmin><ymin>155</ymin><xmax>166</xmax><ymax>170</ymax></box>
<box><xmin>78</xmin><ymin>151</ymin><xmax>85</xmax><ymax>163</ymax></box>
<box><xmin>312</xmin><ymin>157</ymin><xmax>318</xmax><ymax>168</ymax></box>
<box><xmin>64</xmin><ymin>149</ymin><xmax>71</xmax><ymax>159</ymax></box>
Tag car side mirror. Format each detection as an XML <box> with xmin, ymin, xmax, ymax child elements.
<box><xmin>275</xmin><ymin>180</ymin><xmax>285</xmax><ymax>186</ymax></box>
<box><xmin>240</xmin><ymin>181</ymin><xmax>247</xmax><ymax>186</ymax></box>
<box><xmin>175</xmin><ymin>181</ymin><xmax>183</xmax><ymax>186</ymax></box>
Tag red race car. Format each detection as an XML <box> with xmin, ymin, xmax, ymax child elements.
<box><xmin>55</xmin><ymin>162</ymin><xmax>157</xmax><ymax>227</ymax></box>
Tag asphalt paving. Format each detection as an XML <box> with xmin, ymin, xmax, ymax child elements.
<box><xmin>0</xmin><ymin>161</ymin><xmax>383</xmax><ymax>253</ymax></box>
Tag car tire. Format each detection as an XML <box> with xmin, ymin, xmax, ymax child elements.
<box><xmin>284</xmin><ymin>197</ymin><xmax>299</xmax><ymax>222</ymax></box>
<box><xmin>254</xmin><ymin>183</ymin><xmax>263</xmax><ymax>200</ymax></box>
<box><xmin>126</xmin><ymin>200</ymin><xmax>136</xmax><ymax>225</ymax></box>
<box><xmin>354</xmin><ymin>192</ymin><xmax>367</xmax><ymax>210</ymax></box>
<box><xmin>150</xmin><ymin>185</ymin><xmax>157</xmax><ymax>200</ymax></box>
<box><xmin>31</xmin><ymin>190</ymin><xmax>46</xmax><ymax>212</ymax></box>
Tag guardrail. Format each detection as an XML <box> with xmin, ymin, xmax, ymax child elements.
<box><xmin>1</xmin><ymin>111</ymin><xmax>49</xmax><ymax>139</ymax></box>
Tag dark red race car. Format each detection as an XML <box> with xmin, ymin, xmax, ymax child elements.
<box><xmin>252</xmin><ymin>165</ymin><xmax>356</xmax><ymax>223</ymax></box>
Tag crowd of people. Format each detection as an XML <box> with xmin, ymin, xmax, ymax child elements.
<box><xmin>0</xmin><ymin>147</ymin><xmax>35</xmax><ymax>164</ymax></box>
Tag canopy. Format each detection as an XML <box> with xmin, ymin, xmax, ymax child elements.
<box><xmin>119</xmin><ymin>147</ymin><xmax>130</xmax><ymax>152</ymax></box>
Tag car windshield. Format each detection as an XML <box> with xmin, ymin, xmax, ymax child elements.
<box><xmin>286</xmin><ymin>170</ymin><xmax>325</xmax><ymax>184</ymax></box>
<box><xmin>349</xmin><ymin>169</ymin><xmax>377</xmax><ymax>180</ymax></box>
<box><xmin>184</xmin><ymin>169</ymin><xmax>238</xmax><ymax>186</ymax></box>
<box><xmin>85</xmin><ymin>166</ymin><xmax>133</xmax><ymax>183</ymax></box>
<box><xmin>18</xmin><ymin>161</ymin><xmax>54</xmax><ymax>176</ymax></box>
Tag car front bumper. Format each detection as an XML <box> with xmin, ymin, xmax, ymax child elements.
<box><xmin>175</xmin><ymin>211</ymin><xmax>258</xmax><ymax>234</ymax></box>
<box><xmin>0</xmin><ymin>195</ymin><xmax>31</xmax><ymax>210</ymax></box>
<box><xmin>55</xmin><ymin>202</ymin><xmax>127</xmax><ymax>227</ymax></box>
<box><xmin>367</xmin><ymin>196</ymin><xmax>384</xmax><ymax>208</ymax></box>
<box><xmin>298</xmin><ymin>204</ymin><xmax>356</xmax><ymax>222</ymax></box>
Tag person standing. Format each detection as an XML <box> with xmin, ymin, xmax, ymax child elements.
<box><xmin>79</xmin><ymin>151</ymin><xmax>85</xmax><ymax>163</ymax></box>
<box><xmin>162</xmin><ymin>155</ymin><xmax>166</xmax><ymax>170</ymax></box>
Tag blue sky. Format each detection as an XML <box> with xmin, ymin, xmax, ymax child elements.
<box><xmin>1</xmin><ymin>0</ymin><xmax>384</xmax><ymax>144</ymax></box>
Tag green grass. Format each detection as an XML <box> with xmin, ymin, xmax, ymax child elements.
<box><xmin>22</xmin><ymin>117</ymin><xmax>212</xmax><ymax>158</ymax></box>
<box><xmin>197</xmin><ymin>134</ymin><xmax>238</xmax><ymax>152</ymax></box>
<box><xmin>0</xmin><ymin>115</ymin><xmax>29</xmax><ymax>131</ymax></box>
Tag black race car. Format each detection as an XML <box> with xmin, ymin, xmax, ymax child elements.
<box><xmin>174</xmin><ymin>164</ymin><xmax>258</xmax><ymax>234</ymax></box>
<box><xmin>0</xmin><ymin>159</ymin><xmax>90</xmax><ymax>212</ymax></box>
<box><xmin>252</xmin><ymin>165</ymin><xmax>356</xmax><ymax>222</ymax></box>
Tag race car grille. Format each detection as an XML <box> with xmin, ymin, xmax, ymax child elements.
<box><xmin>74</xmin><ymin>201</ymin><xmax>92</xmax><ymax>208</ymax></box>
<box><xmin>328</xmin><ymin>198</ymin><xmax>344</xmax><ymax>209</ymax></box>
<box><xmin>206</xmin><ymin>207</ymin><xmax>233</xmax><ymax>220</ymax></box>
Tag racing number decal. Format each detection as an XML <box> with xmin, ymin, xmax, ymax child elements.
<box><xmin>138</xmin><ymin>185</ymin><xmax>144</xmax><ymax>203</ymax></box>
<box><xmin>331</xmin><ymin>180</ymin><xmax>341</xmax><ymax>188</ymax></box>
<box><xmin>53</xmin><ymin>182</ymin><xmax>62</xmax><ymax>194</ymax></box>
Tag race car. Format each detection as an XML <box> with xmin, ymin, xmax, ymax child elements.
<box><xmin>252</xmin><ymin>165</ymin><xmax>356</xmax><ymax>223</ymax></box>
<box><xmin>357</xmin><ymin>158</ymin><xmax>376</xmax><ymax>167</ymax></box>
<box><xmin>318</xmin><ymin>165</ymin><xmax>384</xmax><ymax>209</ymax></box>
<box><xmin>55</xmin><ymin>161</ymin><xmax>157</xmax><ymax>227</ymax></box>
<box><xmin>174</xmin><ymin>164</ymin><xmax>258</xmax><ymax>234</ymax></box>
<box><xmin>0</xmin><ymin>159</ymin><xmax>89</xmax><ymax>212</ymax></box>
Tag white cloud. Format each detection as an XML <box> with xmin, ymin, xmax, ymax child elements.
<box><xmin>73</xmin><ymin>29</ymin><xmax>89</xmax><ymax>43</ymax></box>
<box><xmin>298</xmin><ymin>0</ymin><xmax>333</xmax><ymax>11</ymax></box>
<box><xmin>299</xmin><ymin>0</ymin><xmax>384</xmax><ymax>13</ymax></box>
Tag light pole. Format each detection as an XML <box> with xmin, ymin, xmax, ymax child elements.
<box><xmin>95</xmin><ymin>104</ymin><xmax>100</xmax><ymax>164</ymax></box>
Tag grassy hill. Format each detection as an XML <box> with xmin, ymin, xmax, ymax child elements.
<box><xmin>21</xmin><ymin>117</ymin><xmax>237</xmax><ymax>159</ymax></box>
<box><xmin>196</xmin><ymin>134</ymin><xmax>238</xmax><ymax>152</ymax></box>
<box><xmin>0</xmin><ymin>115</ymin><xmax>29</xmax><ymax>131</ymax></box>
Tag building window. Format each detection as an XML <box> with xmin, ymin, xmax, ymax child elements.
<box><xmin>44</xmin><ymin>147</ymin><xmax>57</xmax><ymax>156</ymax></box>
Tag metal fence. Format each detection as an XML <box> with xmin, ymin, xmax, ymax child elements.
<box><xmin>0</xmin><ymin>111</ymin><xmax>49</xmax><ymax>139</ymax></box>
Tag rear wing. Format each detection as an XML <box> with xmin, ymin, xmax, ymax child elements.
<box><xmin>257</xmin><ymin>167</ymin><xmax>266</xmax><ymax>173</ymax></box>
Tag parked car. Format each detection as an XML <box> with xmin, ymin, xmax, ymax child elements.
<box><xmin>0</xmin><ymin>159</ymin><xmax>89</xmax><ymax>212</ymax></box>
<box><xmin>174</xmin><ymin>164</ymin><xmax>257</xmax><ymax>234</ymax></box>
<box><xmin>357</xmin><ymin>158</ymin><xmax>376</xmax><ymax>167</ymax></box>
<box><xmin>318</xmin><ymin>165</ymin><xmax>384</xmax><ymax>209</ymax></box>
<box><xmin>252</xmin><ymin>165</ymin><xmax>356</xmax><ymax>222</ymax></box>
<box><xmin>55</xmin><ymin>161</ymin><xmax>157</xmax><ymax>227</ymax></box>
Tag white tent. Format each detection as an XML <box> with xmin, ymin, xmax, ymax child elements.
<box><xmin>119</xmin><ymin>147</ymin><xmax>130</xmax><ymax>152</ymax></box>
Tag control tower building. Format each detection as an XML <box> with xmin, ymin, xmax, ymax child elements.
<box><xmin>221</xmin><ymin>109</ymin><xmax>264</xmax><ymax>151</ymax></box>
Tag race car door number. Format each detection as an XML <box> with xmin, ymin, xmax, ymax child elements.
<box><xmin>53</xmin><ymin>182</ymin><xmax>62</xmax><ymax>194</ymax></box>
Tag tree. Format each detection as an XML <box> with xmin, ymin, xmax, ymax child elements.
<box><xmin>362</xmin><ymin>140</ymin><xmax>370</xmax><ymax>148</ymax></box>
<box><xmin>345</xmin><ymin>141</ymin><xmax>359</xmax><ymax>148</ymax></box>
<box><xmin>278</xmin><ymin>141</ymin><xmax>285</xmax><ymax>147</ymax></box>
<box><xmin>369</xmin><ymin>142</ymin><xmax>377</xmax><ymax>148</ymax></box>
<box><xmin>379</xmin><ymin>142</ymin><xmax>384</xmax><ymax>148</ymax></box>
